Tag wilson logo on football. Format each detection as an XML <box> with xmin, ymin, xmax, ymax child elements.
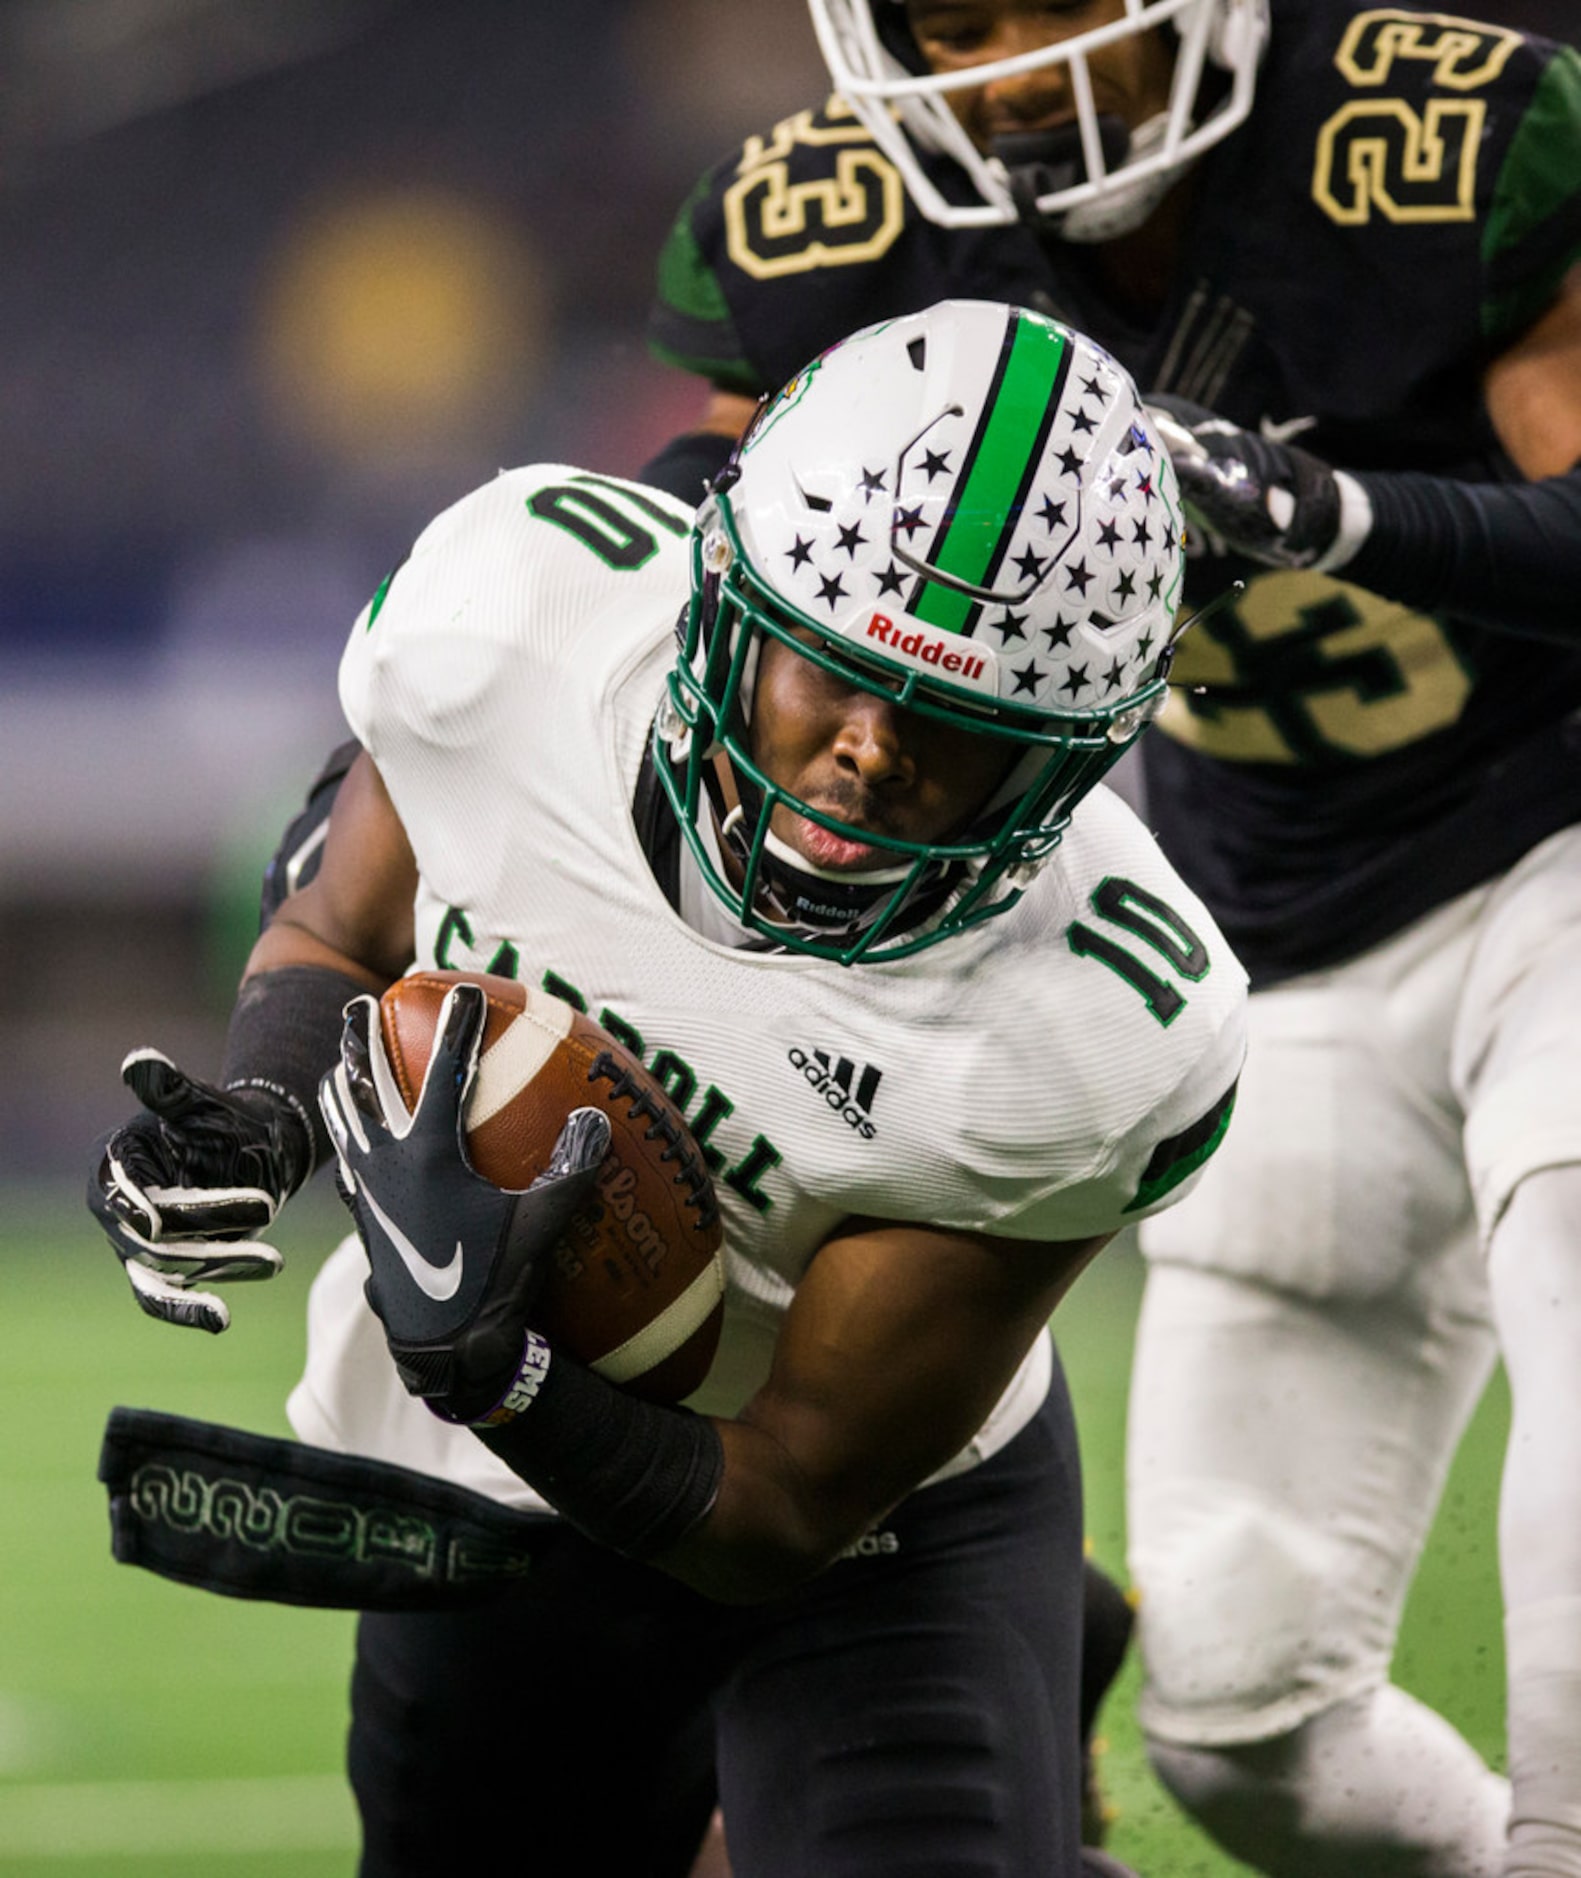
<box><xmin>787</xmin><ymin>1046</ymin><xmax>882</xmax><ymax>1140</ymax></box>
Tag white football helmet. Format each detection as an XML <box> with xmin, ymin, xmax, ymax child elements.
<box><xmin>808</xmin><ymin>0</ymin><xmax>1268</xmax><ymax>239</ymax></box>
<box><xmin>656</xmin><ymin>298</ymin><xmax>1187</xmax><ymax>964</ymax></box>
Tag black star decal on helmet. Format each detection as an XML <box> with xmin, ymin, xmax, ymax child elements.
<box><xmin>1137</xmin><ymin>473</ymin><xmax>1156</xmax><ymax>504</ymax></box>
<box><xmin>894</xmin><ymin>503</ymin><xmax>926</xmax><ymax>538</ymax></box>
<box><xmin>992</xmin><ymin>610</ymin><xmax>1028</xmax><ymax>643</ymax></box>
<box><xmin>1136</xmin><ymin>631</ymin><xmax>1155</xmax><ymax>661</ymax></box>
<box><xmin>920</xmin><ymin>448</ymin><xmax>951</xmax><ymax>481</ymax></box>
<box><xmin>835</xmin><ymin>520</ymin><xmax>867</xmax><ymax>558</ymax></box>
<box><xmin>817</xmin><ymin>572</ymin><xmax>848</xmax><ymax>609</ymax></box>
<box><xmin>859</xmin><ymin>466</ymin><xmax>887</xmax><ymax>499</ymax></box>
<box><xmin>1132</xmin><ymin>516</ymin><xmax>1153</xmax><ymax>551</ymax></box>
<box><xmin>1114</xmin><ymin>567</ymin><xmax>1138</xmax><ymax>603</ymax></box>
<box><xmin>1080</xmin><ymin>373</ymin><xmax>1106</xmax><ymax>400</ymax></box>
<box><xmin>787</xmin><ymin>536</ymin><xmax>814</xmax><ymax>571</ymax></box>
<box><xmin>1095</xmin><ymin>517</ymin><xmax>1122</xmax><ymax>553</ymax></box>
<box><xmin>1064</xmin><ymin>557</ymin><xmax>1093</xmax><ymax>597</ymax></box>
<box><xmin>875</xmin><ymin>561</ymin><xmax>906</xmax><ymax>597</ymax></box>
<box><xmin>1056</xmin><ymin>445</ymin><xmax>1084</xmax><ymax>479</ymax></box>
<box><xmin>1061</xmin><ymin>665</ymin><xmax>1090</xmax><ymax>698</ymax></box>
<box><xmin>1146</xmin><ymin>567</ymin><xmax>1166</xmax><ymax>602</ymax></box>
<box><xmin>1105</xmin><ymin>472</ymin><xmax>1128</xmax><ymax>502</ymax></box>
<box><xmin>1012</xmin><ymin>660</ymin><xmax>1044</xmax><ymax>696</ymax></box>
<box><xmin>1069</xmin><ymin>405</ymin><xmax>1097</xmax><ymax>436</ymax></box>
<box><xmin>1103</xmin><ymin>658</ymin><xmax>1127</xmax><ymax>692</ymax></box>
<box><xmin>1122</xmin><ymin>421</ymin><xmax>1152</xmax><ymax>455</ymax></box>
<box><xmin>1014</xmin><ymin>546</ymin><xmax>1046</xmax><ymax>583</ymax></box>
<box><xmin>1037</xmin><ymin>495</ymin><xmax>1067</xmax><ymax>531</ymax></box>
<box><xmin>1043</xmin><ymin>614</ymin><xmax>1076</xmax><ymax>650</ymax></box>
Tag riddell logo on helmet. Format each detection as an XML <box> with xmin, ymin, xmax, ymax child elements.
<box><xmin>864</xmin><ymin>612</ymin><xmax>987</xmax><ymax>682</ymax></box>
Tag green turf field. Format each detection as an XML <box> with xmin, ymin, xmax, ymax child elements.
<box><xmin>0</xmin><ymin>1187</ymin><xmax>1508</xmax><ymax>1875</ymax></box>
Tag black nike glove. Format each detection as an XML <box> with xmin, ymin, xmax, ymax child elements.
<box><xmin>88</xmin><ymin>1052</ymin><xmax>314</xmax><ymax>1334</ymax></box>
<box><xmin>1147</xmin><ymin>395</ymin><xmax>1368</xmax><ymax>571</ymax></box>
<box><xmin>319</xmin><ymin>981</ymin><xmax>611</xmax><ymax>1425</ymax></box>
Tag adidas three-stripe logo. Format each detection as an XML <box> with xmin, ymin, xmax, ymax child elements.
<box><xmin>788</xmin><ymin>1046</ymin><xmax>882</xmax><ymax>1140</ymax></box>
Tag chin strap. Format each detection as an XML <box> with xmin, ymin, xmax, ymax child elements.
<box><xmin>717</xmin><ymin>773</ymin><xmax>919</xmax><ymax>938</ymax></box>
<box><xmin>1026</xmin><ymin>114</ymin><xmax>1186</xmax><ymax>244</ymax></box>
<box><xmin>996</xmin><ymin>117</ymin><xmax>1131</xmax><ymax>221</ymax></box>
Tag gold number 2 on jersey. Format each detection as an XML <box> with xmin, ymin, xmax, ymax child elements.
<box><xmin>1311</xmin><ymin>9</ymin><xmax>1522</xmax><ymax>225</ymax></box>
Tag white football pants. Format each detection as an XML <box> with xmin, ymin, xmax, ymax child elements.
<box><xmin>1127</xmin><ymin>824</ymin><xmax>1581</xmax><ymax>1877</ymax></box>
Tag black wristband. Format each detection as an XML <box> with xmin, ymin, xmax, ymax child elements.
<box><xmin>1346</xmin><ymin>457</ymin><xmax>1581</xmax><ymax>643</ymax></box>
<box><xmin>474</xmin><ymin>1333</ymin><xmax>724</xmax><ymax>1564</ymax></box>
<box><xmin>220</xmin><ymin>965</ymin><xmax>371</xmax><ymax>1181</ymax></box>
<box><xmin>634</xmin><ymin>429</ymin><xmax>738</xmax><ymax>506</ymax></box>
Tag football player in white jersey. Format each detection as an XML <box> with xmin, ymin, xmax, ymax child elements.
<box><xmin>89</xmin><ymin>299</ymin><xmax>1245</xmax><ymax>1878</ymax></box>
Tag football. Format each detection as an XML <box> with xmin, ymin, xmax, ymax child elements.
<box><xmin>378</xmin><ymin>969</ymin><xmax>724</xmax><ymax>1404</ymax></box>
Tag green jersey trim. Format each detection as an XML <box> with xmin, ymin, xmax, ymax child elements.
<box><xmin>649</xmin><ymin>173</ymin><xmax>761</xmax><ymax>392</ymax></box>
<box><xmin>656</xmin><ymin>172</ymin><xmax>733</xmax><ymax>330</ymax></box>
<box><xmin>1482</xmin><ymin>45</ymin><xmax>1581</xmax><ymax>343</ymax></box>
<box><xmin>1124</xmin><ymin>1080</ymin><xmax>1238</xmax><ymax>1213</ymax></box>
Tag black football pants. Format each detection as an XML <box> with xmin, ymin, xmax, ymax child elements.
<box><xmin>348</xmin><ymin>1372</ymin><xmax>1085</xmax><ymax>1877</ymax></box>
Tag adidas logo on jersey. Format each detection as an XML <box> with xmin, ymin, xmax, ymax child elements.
<box><xmin>787</xmin><ymin>1047</ymin><xmax>882</xmax><ymax>1139</ymax></box>
<box><xmin>837</xmin><ymin>1528</ymin><xmax>900</xmax><ymax>1561</ymax></box>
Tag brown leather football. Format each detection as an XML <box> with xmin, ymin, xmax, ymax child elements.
<box><xmin>378</xmin><ymin>969</ymin><xmax>724</xmax><ymax>1404</ymax></box>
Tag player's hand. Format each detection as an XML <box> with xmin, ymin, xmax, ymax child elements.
<box><xmin>320</xmin><ymin>982</ymin><xmax>611</xmax><ymax>1424</ymax></box>
<box><xmin>88</xmin><ymin>1051</ymin><xmax>313</xmax><ymax>1334</ymax></box>
<box><xmin>1148</xmin><ymin>395</ymin><xmax>1363</xmax><ymax>570</ymax></box>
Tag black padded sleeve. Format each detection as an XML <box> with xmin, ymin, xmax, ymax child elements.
<box><xmin>476</xmin><ymin>1334</ymin><xmax>724</xmax><ymax>1567</ymax></box>
<box><xmin>1345</xmin><ymin>458</ymin><xmax>1581</xmax><ymax>643</ymax></box>
<box><xmin>220</xmin><ymin>965</ymin><xmax>369</xmax><ymax>1173</ymax></box>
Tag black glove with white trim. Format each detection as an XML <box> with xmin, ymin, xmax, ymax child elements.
<box><xmin>88</xmin><ymin>1051</ymin><xmax>312</xmax><ymax>1333</ymax></box>
<box><xmin>1148</xmin><ymin>394</ymin><xmax>1369</xmax><ymax>571</ymax></box>
<box><xmin>320</xmin><ymin>981</ymin><xmax>611</xmax><ymax>1425</ymax></box>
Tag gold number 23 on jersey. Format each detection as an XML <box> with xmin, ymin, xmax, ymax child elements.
<box><xmin>1311</xmin><ymin>9</ymin><xmax>1522</xmax><ymax>225</ymax></box>
<box><xmin>1158</xmin><ymin>568</ymin><xmax>1473</xmax><ymax>765</ymax></box>
<box><xmin>723</xmin><ymin>107</ymin><xmax>906</xmax><ymax>281</ymax></box>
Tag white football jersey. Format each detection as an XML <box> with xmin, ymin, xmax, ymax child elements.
<box><xmin>288</xmin><ymin>464</ymin><xmax>1247</xmax><ymax>1510</ymax></box>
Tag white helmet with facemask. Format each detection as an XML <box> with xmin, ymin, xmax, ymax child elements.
<box><xmin>807</xmin><ymin>0</ymin><xmax>1268</xmax><ymax>240</ymax></box>
<box><xmin>655</xmin><ymin>299</ymin><xmax>1187</xmax><ymax>964</ymax></box>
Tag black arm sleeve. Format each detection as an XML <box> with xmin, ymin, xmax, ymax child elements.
<box><xmin>220</xmin><ymin>965</ymin><xmax>370</xmax><ymax>1175</ymax></box>
<box><xmin>476</xmin><ymin>1336</ymin><xmax>724</xmax><ymax>1567</ymax></box>
<box><xmin>635</xmin><ymin>429</ymin><xmax>739</xmax><ymax>507</ymax></box>
<box><xmin>1344</xmin><ymin>458</ymin><xmax>1581</xmax><ymax>643</ymax></box>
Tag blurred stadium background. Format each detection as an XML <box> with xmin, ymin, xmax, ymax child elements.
<box><xmin>0</xmin><ymin>1</ymin><xmax>1509</xmax><ymax>1871</ymax></box>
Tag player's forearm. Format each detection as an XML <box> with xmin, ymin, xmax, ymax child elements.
<box><xmin>244</xmin><ymin>912</ymin><xmax>395</xmax><ymax>989</ymax></box>
<box><xmin>1340</xmin><ymin>458</ymin><xmax>1581</xmax><ymax>642</ymax></box>
<box><xmin>657</xmin><ymin>1417</ymin><xmax>881</xmax><ymax>1603</ymax></box>
<box><xmin>474</xmin><ymin>1337</ymin><xmax>877</xmax><ymax>1604</ymax></box>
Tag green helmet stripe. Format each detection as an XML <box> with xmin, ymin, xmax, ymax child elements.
<box><xmin>910</xmin><ymin>312</ymin><xmax>1070</xmax><ymax>634</ymax></box>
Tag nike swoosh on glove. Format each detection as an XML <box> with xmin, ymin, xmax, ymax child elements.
<box><xmin>88</xmin><ymin>1051</ymin><xmax>312</xmax><ymax>1333</ymax></box>
<box><xmin>320</xmin><ymin>981</ymin><xmax>611</xmax><ymax>1424</ymax></box>
<box><xmin>1147</xmin><ymin>394</ymin><xmax>1371</xmax><ymax>571</ymax></box>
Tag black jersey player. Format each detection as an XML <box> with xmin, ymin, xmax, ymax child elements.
<box><xmin>645</xmin><ymin>3</ymin><xmax>1581</xmax><ymax>1874</ymax></box>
